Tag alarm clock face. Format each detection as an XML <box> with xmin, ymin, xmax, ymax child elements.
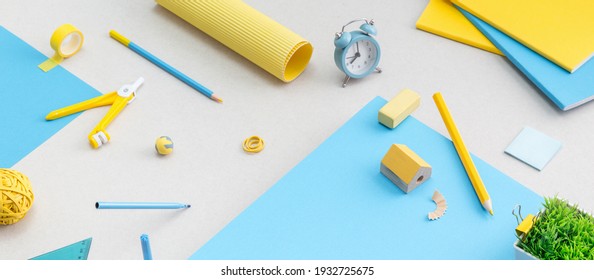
<box><xmin>343</xmin><ymin>38</ymin><xmax>379</xmax><ymax>77</ymax></box>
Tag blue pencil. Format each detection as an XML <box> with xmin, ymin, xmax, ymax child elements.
<box><xmin>140</xmin><ymin>234</ymin><xmax>153</xmax><ymax>260</ymax></box>
<box><xmin>95</xmin><ymin>202</ymin><xmax>191</xmax><ymax>209</ymax></box>
<box><xmin>109</xmin><ymin>30</ymin><xmax>222</xmax><ymax>103</ymax></box>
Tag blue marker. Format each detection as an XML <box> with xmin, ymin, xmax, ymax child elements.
<box><xmin>95</xmin><ymin>202</ymin><xmax>191</xmax><ymax>209</ymax></box>
<box><xmin>140</xmin><ymin>234</ymin><xmax>153</xmax><ymax>260</ymax></box>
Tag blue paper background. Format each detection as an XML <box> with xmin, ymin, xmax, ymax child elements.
<box><xmin>190</xmin><ymin>97</ymin><xmax>544</xmax><ymax>260</ymax></box>
<box><xmin>0</xmin><ymin>26</ymin><xmax>100</xmax><ymax>167</ymax></box>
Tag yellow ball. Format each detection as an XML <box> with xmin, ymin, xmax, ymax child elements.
<box><xmin>1</xmin><ymin>169</ymin><xmax>34</xmax><ymax>225</ymax></box>
<box><xmin>155</xmin><ymin>136</ymin><xmax>174</xmax><ymax>155</ymax></box>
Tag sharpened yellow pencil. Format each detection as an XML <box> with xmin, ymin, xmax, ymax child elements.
<box><xmin>433</xmin><ymin>92</ymin><xmax>494</xmax><ymax>215</ymax></box>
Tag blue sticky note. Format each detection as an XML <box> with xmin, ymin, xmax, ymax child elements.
<box><xmin>457</xmin><ymin>7</ymin><xmax>594</xmax><ymax>111</ymax></box>
<box><xmin>0</xmin><ymin>26</ymin><xmax>100</xmax><ymax>167</ymax></box>
<box><xmin>189</xmin><ymin>97</ymin><xmax>544</xmax><ymax>260</ymax></box>
<box><xmin>505</xmin><ymin>127</ymin><xmax>562</xmax><ymax>171</ymax></box>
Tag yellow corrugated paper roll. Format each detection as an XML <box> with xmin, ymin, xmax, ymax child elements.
<box><xmin>156</xmin><ymin>0</ymin><xmax>313</xmax><ymax>82</ymax></box>
<box><xmin>1</xmin><ymin>169</ymin><xmax>34</xmax><ymax>225</ymax></box>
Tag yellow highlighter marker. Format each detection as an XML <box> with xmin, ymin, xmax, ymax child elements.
<box><xmin>433</xmin><ymin>92</ymin><xmax>494</xmax><ymax>215</ymax></box>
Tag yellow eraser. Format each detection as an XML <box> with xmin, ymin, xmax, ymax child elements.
<box><xmin>378</xmin><ymin>89</ymin><xmax>421</xmax><ymax>128</ymax></box>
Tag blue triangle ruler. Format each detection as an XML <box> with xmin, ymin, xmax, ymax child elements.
<box><xmin>30</xmin><ymin>238</ymin><xmax>92</xmax><ymax>260</ymax></box>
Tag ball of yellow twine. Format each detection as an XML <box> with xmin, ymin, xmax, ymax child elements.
<box><xmin>242</xmin><ymin>136</ymin><xmax>265</xmax><ymax>153</ymax></box>
<box><xmin>1</xmin><ymin>169</ymin><xmax>34</xmax><ymax>225</ymax></box>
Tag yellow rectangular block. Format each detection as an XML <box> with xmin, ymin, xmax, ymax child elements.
<box><xmin>156</xmin><ymin>0</ymin><xmax>313</xmax><ymax>82</ymax></box>
<box><xmin>378</xmin><ymin>89</ymin><xmax>421</xmax><ymax>129</ymax></box>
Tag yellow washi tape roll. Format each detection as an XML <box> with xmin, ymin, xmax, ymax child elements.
<box><xmin>38</xmin><ymin>24</ymin><xmax>84</xmax><ymax>72</ymax></box>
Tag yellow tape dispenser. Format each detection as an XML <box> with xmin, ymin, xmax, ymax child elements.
<box><xmin>38</xmin><ymin>24</ymin><xmax>84</xmax><ymax>72</ymax></box>
<box><xmin>46</xmin><ymin>78</ymin><xmax>144</xmax><ymax>149</ymax></box>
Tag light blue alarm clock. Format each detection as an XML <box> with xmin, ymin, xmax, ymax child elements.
<box><xmin>334</xmin><ymin>18</ymin><xmax>382</xmax><ymax>87</ymax></box>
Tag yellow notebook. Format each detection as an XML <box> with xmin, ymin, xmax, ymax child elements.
<box><xmin>452</xmin><ymin>0</ymin><xmax>594</xmax><ymax>73</ymax></box>
<box><xmin>416</xmin><ymin>0</ymin><xmax>502</xmax><ymax>56</ymax></box>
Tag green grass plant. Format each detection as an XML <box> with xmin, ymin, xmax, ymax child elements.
<box><xmin>517</xmin><ymin>196</ymin><xmax>594</xmax><ymax>260</ymax></box>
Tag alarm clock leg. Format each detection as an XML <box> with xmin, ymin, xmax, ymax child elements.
<box><xmin>375</xmin><ymin>67</ymin><xmax>382</xmax><ymax>73</ymax></box>
<box><xmin>342</xmin><ymin>75</ymin><xmax>351</xmax><ymax>88</ymax></box>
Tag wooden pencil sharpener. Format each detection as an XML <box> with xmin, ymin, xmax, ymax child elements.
<box><xmin>380</xmin><ymin>144</ymin><xmax>431</xmax><ymax>193</ymax></box>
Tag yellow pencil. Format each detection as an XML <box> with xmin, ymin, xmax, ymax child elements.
<box><xmin>432</xmin><ymin>92</ymin><xmax>494</xmax><ymax>215</ymax></box>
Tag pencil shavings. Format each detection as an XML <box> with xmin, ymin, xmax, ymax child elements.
<box><xmin>428</xmin><ymin>190</ymin><xmax>447</xmax><ymax>220</ymax></box>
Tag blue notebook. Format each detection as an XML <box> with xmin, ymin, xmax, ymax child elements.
<box><xmin>190</xmin><ymin>97</ymin><xmax>543</xmax><ymax>260</ymax></box>
<box><xmin>0</xmin><ymin>26</ymin><xmax>100</xmax><ymax>167</ymax></box>
<box><xmin>457</xmin><ymin>8</ymin><xmax>594</xmax><ymax>111</ymax></box>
